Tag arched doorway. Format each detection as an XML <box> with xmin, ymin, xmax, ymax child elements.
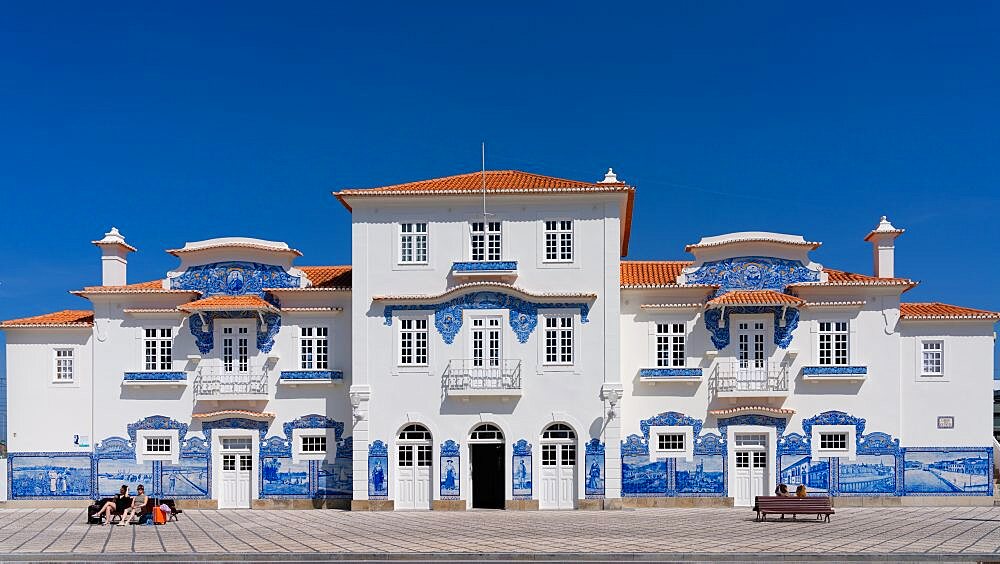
<box><xmin>539</xmin><ymin>423</ymin><xmax>577</xmax><ymax>509</ymax></box>
<box><xmin>395</xmin><ymin>424</ymin><xmax>432</xmax><ymax>510</ymax></box>
<box><xmin>469</xmin><ymin>423</ymin><xmax>505</xmax><ymax>509</ymax></box>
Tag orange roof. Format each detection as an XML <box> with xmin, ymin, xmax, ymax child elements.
<box><xmin>336</xmin><ymin>170</ymin><xmax>635</xmax><ymax>256</ymax></box>
<box><xmin>298</xmin><ymin>266</ymin><xmax>352</xmax><ymax>289</ymax></box>
<box><xmin>707</xmin><ymin>290</ymin><xmax>804</xmax><ymax>307</ymax></box>
<box><xmin>178</xmin><ymin>295</ymin><xmax>278</xmax><ymax>313</ymax></box>
<box><xmin>791</xmin><ymin>268</ymin><xmax>916</xmax><ymax>288</ymax></box>
<box><xmin>73</xmin><ymin>279</ymin><xmax>198</xmax><ymax>295</ymax></box>
<box><xmin>899</xmin><ymin>302</ymin><xmax>1000</xmax><ymax>320</ymax></box>
<box><xmin>1</xmin><ymin>309</ymin><xmax>94</xmax><ymax>328</ymax></box>
<box><xmin>620</xmin><ymin>261</ymin><xmax>694</xmax><ymax>288</ymax></box>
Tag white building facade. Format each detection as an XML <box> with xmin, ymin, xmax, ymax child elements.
<box><xmin>2</xmin><ymin>169</ymin><xmax>997</xmax><ymax>509</ymax></box>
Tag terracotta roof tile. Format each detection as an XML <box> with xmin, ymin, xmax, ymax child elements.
<box><xmin>899</xmin><ymin>302</ymin><xmax>1000</xmax><ymax>320</ymax></box>
<box><xmin>792</xmin><ymin>268</ymin><xmax>916</xmax><ymax>288</ymax></box>
<box><xmin>299</xmin><ymin>266</ymin><xmax>352</xmax><ymax>289</ymax></box>
<box><xmin>620</xmin><ymin>261</ymin><xmax>693</xmax><ymax>288</ymax></box>
<box><xmin>336</xmin><ymin>170</ymin><xmax>635</xmax><ymax>256</ymax></box>
<box><xmin>178</xmin><ymin>295</ymin><xmax>278</xmax><ymax>312</ymax></box>
<box><xmin>339</xmin><ymin>170</ymin><xmax>624</xmax><ymax>194</ymax></box>
<box><xmin>707</xmin><ymin>290</ymin><xmax>804</xmax><ymax>307</ymax></box>
<box><xmin>75</xmin><ymin>280</ymin><xmax>197</xmax><ymax>294</ymax></box>
<box><xmin>1</xmin><ymin>309</ymin><xmax>94</xmax><ymax>328</ymax></box>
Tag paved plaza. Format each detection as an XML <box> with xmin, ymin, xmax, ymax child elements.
<box><xmin>0</xmin><ymin>506</ymin><xmax>997</xmax><ymax>560</ymax></box>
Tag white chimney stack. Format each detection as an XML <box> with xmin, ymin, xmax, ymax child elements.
<box><xmin>864</xmin><ymin>216</ymin><xmax>905</xmax><ymax>278</ymax></box>
<box><xmin>91</xmin><ymin>227</ymin><xmax>136</xmax><ymax>286</ymax></box>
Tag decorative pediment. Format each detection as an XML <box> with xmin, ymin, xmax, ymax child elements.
<box><xmin>170</xmin><ymin>261</ymin><xmax>300</xmax><ymax>296</ymax></box>
<box><xmin>282</xmin><ymin>414</ymin><xmax>345</xmax><ymax>442</ymax></box>
<box><xmin>621</xmin><ymin>434</ymin><xmax>649</xmax><ymax>457</ymax></box>
<box><xmin>201</xmin><ymin>417</ymin><xmax>269</xmax><ymax>441</ymax></box>
<box><xmin>801</xmin><ymin>410</ymin><xmax>866</xmax><ymax>438</ymax></box>
<box><xmin>704</xmin><ymin>305</ymin><xmax>800</xmax><ymax>350</ymax></box>
<box><xmin>639</xmin><ymin>411</ymin><xmax>704</xmax><ymax>440</ymax></box>
<box><xmin>441</xmin><ymin>440</ymin><xmax>461</xmax><ymax>457</ymax></box>
<box><xmin>127</xmin><ymin>415</ymin><xmax>188</xmax><ymax>444</ymax></box>
<box><xmin>512</xmin><ymin>439</ymin><xmax>531</xmax><ymax>456</ymax></box>
<box><xmin>368</xmin><ymin>440</ymin><xmax>388</xmax><ymax>457</ymax></box>
<box><xmin>94</xmin><ymin>436</ymin><xmax>135</xmax><ymax>459</ymax></box>
<box><xmin>188</xmin><ymin>310</ymin><xmax>282</xmax><ymax>354</ymax></box>
<box><xmin>585</xmin><ymin>439</ymin><xmax>605</xmax><ymax>456</ymax></box>
<box><xmin>685</xmin><ymin>256</ymin><xmax>819</xmax><ymax>294</ymax></box>
<box><xmin>777</xmin><ymin>432</ymin><xmax>810</xmax><ymax>455</ymax></box>
<box><xmin>694</xmin><ymin>433</ymin><xmax>724</xmax><ymax>455</ymax></box>
<box><xmin>383</xmin><ymin>290</ymin><xmax>590</xmax><ymax>344</ymax></box>
<box><xmin>717</xmin><ymin>414</ymin><xmax>788</xmax><ymax>440</ymax></box>
<box><xmin>858</xmin><ymin>432</ymin><xmax>900</xmax><ymax>455</ymax></box>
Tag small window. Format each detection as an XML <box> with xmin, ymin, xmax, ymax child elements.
<box><xmin>542</xmin><ymin>423</ymin><xmax>576</xmax><ymax>440</ymax></box>
<box><xmin>655</xmin><ymin>323</ymin><xmax>686</xmax><ymax>367</ymax></box>
<box><xmin>470</xmin><ymin>423</ymin><xmax>504</xmax><ymax>441</ymax></box>
<box><xmin>544</xmin><ymin>316</ymin><xmax>573</xmax><ymax>364</ymax></box>
<box><xmin>300</xmin><ymin>326</ymin><xmax>329</xmax><ymax>370</ymax></box>
<box><xmin>399</xmin><ymin>318</ymin><xmax>429</xmax><ymax>366</ymax></box>
<box><xmin>221</xmin><ymin>437</ymin><xmax>252</xmax><ymax>451</ymax></box>
<box><xmin>399</xmin><ymin>222</ymin><xmax>428</xmax><ymax>264</ymax></box>
<box><xmin>144</xmin><ymin>437</ymin><xmax>172</xmax><ymax>454</ymax></box>
<box><xmin>818</xmin><ymin>321</ymin><xmax>849</xmax><ymax>366</ymax></box>
<box><xmin>416</xmin><ymin>444</ymin><xmax>432</xmax><ymax>467</ymax></box>
<box><xmin>398</xmin><ymin>424</ymin><xmax>432</xmax><ymax>441</ymax></box>
<box><xmin>657</xmin><ymin>433</ymin><xmax>685</xmax><ymax>452</ymax></box>
<box><xmin>301</xmin><ymin>436</ymin><xmax>327</xmax><ymax>454</ymax></box>
<box><xmin>471</xmin><ymin>222</ymin><xmax>502</xmax><ymax>262</ymax></box>
<box><xmin>922</xmin><ymin>341</ymin><xmax>944</xmax><ymax>376</ymax></box>
<box><xmin>54</xmin><ymin>349</ymin><xmax>74</xmax><ymax>382</ymax></box>
<box><xmin>735</xmin><ymin>451</ymin><xmax>749</xmax><ymax>468</ymax></box>
<box><xmin>543</xmin><ymin>220</ymin><xmax>573</xmax><ymax>262</ymax></box>
<box><xmin>143</xmin><ymin>328</ymin><xmax>173</xmax><ymax>371</ymax></box>
<box><xmin>819</xmin><ymin>432</ymin><xmax>848</xmax><ymax>451</ymax></box>
<box><xmin>734</xmin><ymin>434</ymin><xmax>767</xmax><ymax>448</ymax></box>
<box><xmin>222</xmin><ymin>454</ymin><xmax>236</xmax><ymax>471</ymax></box>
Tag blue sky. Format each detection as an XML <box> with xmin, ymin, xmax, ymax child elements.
<box><xmin>1</xmin><ymin>2</ymin><xmax>999</xmax><ymax>376</ymax></box>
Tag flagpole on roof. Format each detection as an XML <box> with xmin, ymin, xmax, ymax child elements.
<box><xmin>481</xmin><ymin>141</ymin><xmax>487</xmax><ymax>222</ymax></box>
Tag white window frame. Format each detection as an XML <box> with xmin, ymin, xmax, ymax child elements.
<box><xmin>143</xmin><ymin>327</ymin><xmax>174</xmax><ymax>371</ymax></box>
<box><xmin>53</xmin><ymin>348</ymin><xmax>75</xmax><ymax>383</ymax></box>
<box><xmin>811</xmin><ymin>424</ymin><xmax>856</xmax><ymax>461</ymax></box>
<box><xmin>654</xmin><ymin>322</ymin><xmax>686</xmax><ymax>368</ymax></box>
<box><xmin>920</xmin><ymin>340</ymin><xmax>944</xmax><ymax>377</ymax></box>
<box><xmin>398</xmin><ymin>222</ymin><xmax>429</xmax><ymax>265</ymax></box>
<box><xmin>136</xmin><ymin>429</ymin><xmax>179</xmax><ymax>463</ymax></box>
<box><xmin>818</xmin><ymin>432</ymin><xmax>848</xmax><ymax>451</ymax></box>
<box><xmin>470</xmin><ymin>221</ymin><xmax>502</xmax><ymax>262</ymax></box>
<box><xmin>397</xmin><ymin>315</ymin><xmax>430</xmax><ymax>368</ymax></box>
<box><xmin>817</xmin><ymin>321</ymin><xmax>849</xmax><ymax>366</ymax></box>
<box><xmin>299</xmin><ymin>326</ymin><xmax>330</xmax><ymax>370</ymax></box>
<box><xmin>649</xmin><ymin>425</ymin><xmax>694</xmax><ymax>461</ymax></box>
<box><xmin>292</xmin><ymin>428</ymin><xmax>336</xmax><ymax>464</ymax></box>
<box><xmin>542</xmin><ymin>219</ymin><xmax>574</xmax><ymax>263</ymax></box>
<box><xmin>656</xmin><ymin>433</ymin><xmax>686</xmax><ymax>452</ymax></box>
<box><xmin>542</xmin><ymin>314</ymin><xmax>574</xmax><ymax>366</ymax></box>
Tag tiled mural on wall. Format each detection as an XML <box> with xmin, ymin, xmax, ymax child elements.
<box><xmin>904</xmin><ymin>449</ymin><xmax>992</xmax><ymax>495</ymax></box>
<box><xmin>584</xmin><ymin>439</ymin><xmax>604</xmax><ymax>498</ymax></box>
<box><xmin>9</xmin><ymin>454</ymin><xmax>92</xmax><ymax>498</ymax></box>
<box><xmin>511</xmin><ymin>440</ymin><xmax>531</xmax><ymax>499</ymax></box>
<box><xmin>779</xmin><ymin>456</ymin><xmax>830</xmax><ymax>494</ymax></box>
<box><xmin>440</xmin><ymin>440</ymin><xmax>460</xmax><ymax>499</ymax></box>
<box><xmin>675</xmin><ymin>455</ymin><xmax>724</xmax><ymax>495</ymax></box>
<box><xmin>97</xmin><ymin>459</ymin><xmax>153</xmax><ymax>497</ymax></box>
<box><xmin>161</xmin><ymin>458</ymin><xmax>209</xmax><ymax>497</ymax></box>
<box><xmin>368</xmin><ymin>440</ymin><xmax>388</xmax><ymax>499</ymax></box>
<box><xmin>316</xmin><ymin>437</ymin><xmax>353</xmax><ymax>498</ymax></box>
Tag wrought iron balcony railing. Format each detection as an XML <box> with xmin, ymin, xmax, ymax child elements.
<box><xmin>193</xmin><ymin>365</ymin><xmax>269</xmax><ymax>399</ymax></box>
<box><xmin>712</xmin><ymin>361</ymin><xmax>789</xmax><ymax>396</ymax></box>
<box><xmin>442</xmin><ymin>359</ymin><xmax>522</xmax><ymax>397</ymax></box>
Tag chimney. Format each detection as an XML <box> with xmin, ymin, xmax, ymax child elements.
<box><xmin>864</xmin><ymin>216</ymin><xmax>905</xmax><ymax>278</ymax></box>
<box><xmin>91</xmin><ymin>227</ymin><xmax>136</xmax><ymax>286</ymax></box>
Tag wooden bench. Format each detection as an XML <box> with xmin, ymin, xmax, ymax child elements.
<box><xmin>753</xmin><ymin>496</ymin><xmax>834</xmax><ymax>522</ymax></box>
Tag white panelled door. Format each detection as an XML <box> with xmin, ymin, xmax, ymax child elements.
<box><xmin>218</xmin><ymin>437</ymin><xmax>253</xmax><ymax>509</ymax></box>
<box><xmin>395</xmin><ymin>424</ymin><xmax>433</xmax><ymax>510</ymax></box>
<box><xmin>396</xmin><ymin>444</ymin><xmax>432</xmax><ymax>510</ymax></box>
<box><xmin>732</xmin><ymin>433</ymin><xmax>768</xmax><ymax>507</ymax></box>
<box><xmin>539</xmin><ymin>424</ymin><xmax>577</xmax><ymax>510</ymax></box>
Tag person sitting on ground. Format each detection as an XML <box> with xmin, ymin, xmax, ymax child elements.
<box><xmin>795</xmin><ymin>484</ymin><xmax>807</xmax><ymax>497</ymax></box>
<box><xmin>91</xmin><ymin>485</ymin><xmax>130</xmax><ymax>525</ymax></box>
<box><xmin>775</xmin><ymin>483</ymin><xmax>791</xmax><ymax>497</ymax></box>
<box><xmin>119</xmin><ymin>484</ymin><xmax>147</xmax><ymax>526</ymax></box>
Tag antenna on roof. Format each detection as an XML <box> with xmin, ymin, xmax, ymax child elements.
<box><xmin>482</xmin><ymin>141</ymin><xmax>492</xmax><ymax>221</ymax></box>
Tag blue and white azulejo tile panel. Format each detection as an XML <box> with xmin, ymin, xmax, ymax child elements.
<box><xmin>903</xmin><ymin>448</ymin><xmax>993</xmax><ymax>495</ymax></box>
<box><xmin>9</xmin><ymin>454</ymin><xmax>92</xmax><ymax>499</ymax></box>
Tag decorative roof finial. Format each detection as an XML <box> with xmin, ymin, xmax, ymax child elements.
<box><xmin>599</xmin><ymin>168</ymin><xmax>619</xmax><ymax>184</ymax></box>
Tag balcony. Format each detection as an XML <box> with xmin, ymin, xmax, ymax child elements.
<box><xmin>442</xmin><ymin>359</ymin><xmax>522</xmax><ymax>400</ymax></box>
<box><xmin>712</xmin><ymin>361</ymin><xmax>789</xmax><ymax>398</ymax></box>
<box><xmin>451</xmin><ymin>261</ymin><xmax>518</xmax><ymax>280</ymax></box>
<box><xmin>193</xmin><ymin>365</ymin><xmax>269</xmax><ymax>401</ymax></box>
<box><xmin>122</xmin><ymin>371</ymin><xmax>187</xmax><ymax>388</ymax></box>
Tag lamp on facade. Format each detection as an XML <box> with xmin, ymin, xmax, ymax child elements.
<box><xmin>603</xmin><ymin>388</ymin><xmax>621</xmax><ymax>419</ymax></box>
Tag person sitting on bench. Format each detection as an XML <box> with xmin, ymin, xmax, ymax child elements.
<box><xmin>775</xmin><ymin>483</ymin><xmax>791</xmax><ymax>496</ymax></box>
<box><xmin>119</xmin><ymin>484</ymin><xmax>147</xmax><ymax>526</ymax></box>
<box><xmin>91</xmin><ymin>485</ymin><xmax>130</xmax><ymax>525</ymax></box>
<box><xmin>795</xmin><ymin>484</ymin><xmax>807</xmax><ymax>497</ymax></box>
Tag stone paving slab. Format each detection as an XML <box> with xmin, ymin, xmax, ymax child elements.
<box><xmin>0</xmin><ymin>507</ymin><xmax>995</xmax><ymax>560</ymax></box>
